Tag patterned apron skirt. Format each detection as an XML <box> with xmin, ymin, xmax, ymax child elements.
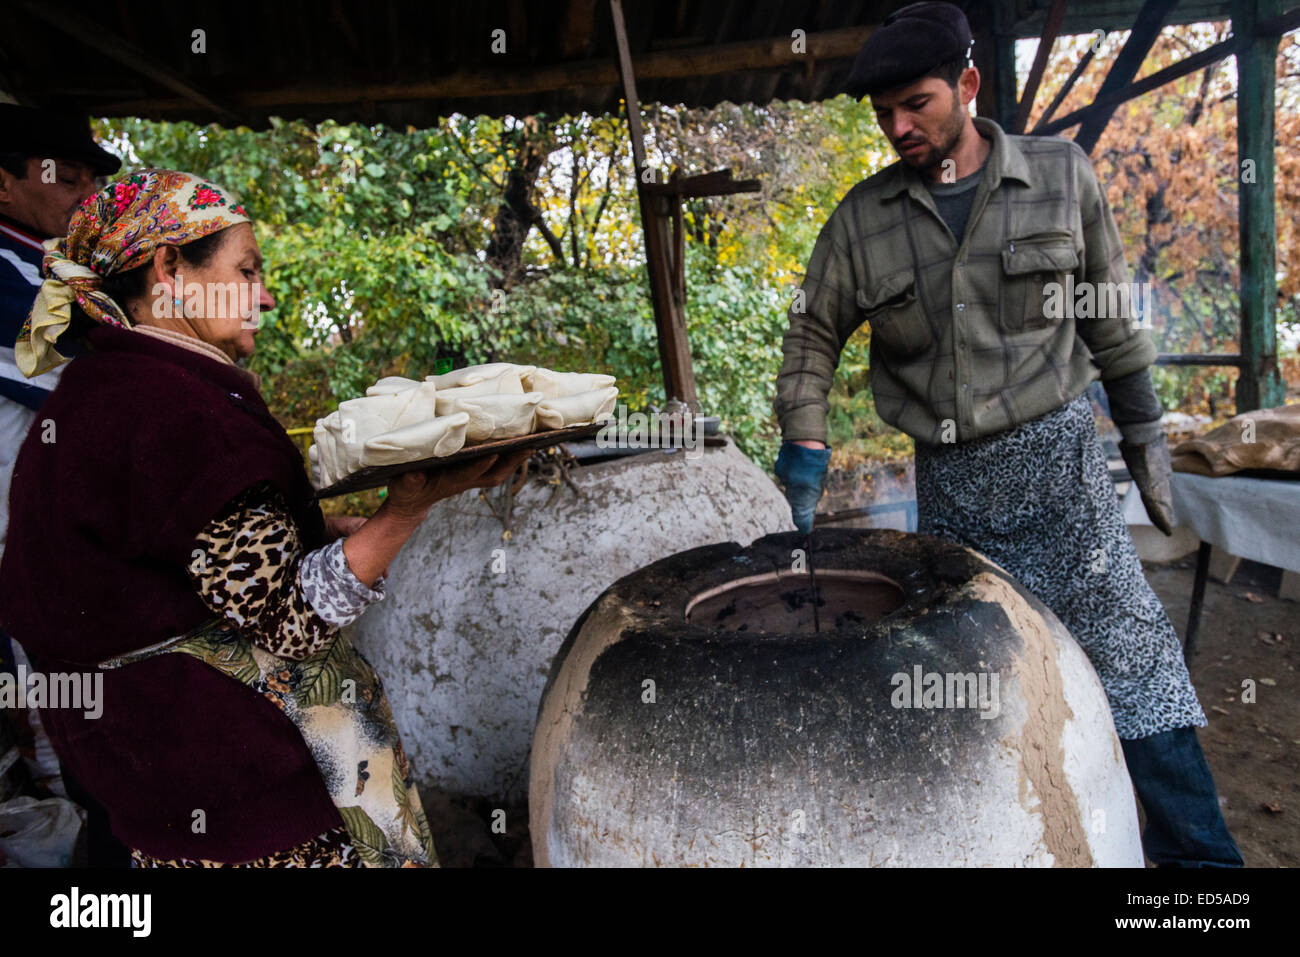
<box><xmin>100</xmin><ymin>617</ymin><xmax>438</xmax><ymax>867</ymax></box>
<box><xmin>913</xmin><ymin>391</ymin><xmax>1206</xmax><ymax>739</ymax></box>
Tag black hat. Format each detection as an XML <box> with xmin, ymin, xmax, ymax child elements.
<box><xmin>845</xmin><ymin>2</ymin><xmax>973</xmax><ymax>97</ymax></box>
<box><xmin>0</xmin><ymin>104</ymin><xmax>122</xmax><ymax>176</ymax></box>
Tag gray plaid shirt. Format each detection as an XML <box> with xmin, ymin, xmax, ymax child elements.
<box><xmin>775</xmin><ymin>117</ymin><xmax>1156</xmax><ymax>446</ymax></box>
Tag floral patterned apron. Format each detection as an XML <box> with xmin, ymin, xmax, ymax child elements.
<box><xmin>99</xmin><ymin>616</ymin><xmax>437</xmax><ymax>867</ymax></box>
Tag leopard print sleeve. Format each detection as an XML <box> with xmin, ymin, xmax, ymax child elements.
<box><xmin>187</xmin><ymin>482</ymin><xmax>386</xmax><ymax>660</ymax></box>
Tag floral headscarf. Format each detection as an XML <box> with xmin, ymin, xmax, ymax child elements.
<box><xmin>15</xmin><ymin>168</ymin><xmax>251</xmax><ymax>377</ymax></box>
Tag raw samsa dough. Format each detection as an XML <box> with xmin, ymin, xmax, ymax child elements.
<box><xmin>439</xmin><ymin>391</ymin><xmax>543</xmax><ymax>441</ymax></box>
<box><xmin>310</xmin><ymin>363</ymin><xmax>621</xmax><ymax>491</ymax></box>
<box><xmin>432</xmin><ymin>371</ymin><xmax>525</xmax><ymax>410</ymax></box>
<box><xmin>367</xmin><ymin>376</ymin><xmax>423</xmax><ymax>396</ymax></box>
<box><xmin>427</xmin><ymin>362</ymin><xmax>534</xmax><ymax>391</ymax></box>
<box><xmin>523</xmin><ymin>369</ymin><xmax>616</xmax><ymax>400</ymax></box>
<box><xmin>362</xmin><ymin>412</ymin><xmax>471</xmax><ymax>466</ymax></box>
<box><xmin>535</xmin><ymin>386</ymin><xmax>619</xmax><ymax>430</ymax></box>
<box><xmin>388</xmin><ymin>381</ymin><xmax>439</xmax><ymax>429</ymax></box>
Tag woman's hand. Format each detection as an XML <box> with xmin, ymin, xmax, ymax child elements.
<box><xmin>341</xmin><ymin>449</ymin><xmax>533</xmax><ymax>588</ymax></box>
<box><xmin>324</xmin><ymin>515</ymin><xmax>367</xmax><ymax>541</ymax></box>
<box><xmin>384</xmin><ymin>449</ymin><xmax>534</xmax><ymax>519</ymax></box>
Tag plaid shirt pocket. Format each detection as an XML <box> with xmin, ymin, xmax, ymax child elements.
<box><xmin>1000</xmin><ymin>230</ymin><xmax>1079</xmax><ymax>333</ymax></box>
<box><xmin>857</xmin><ymin>269</ymin><xmax>932</xmax><ymax>360</ymax></box>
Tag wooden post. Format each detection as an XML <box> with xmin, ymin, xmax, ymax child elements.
<box><xmin>972</xmin><ymin>0</ymin><xmax>1017</xmax><ymax>129</ymax></box>
<box><xmin>1233</xmin><ymin>0</ymin><xmax>1286</xmax><ymax>412</ymax></box>
<box><xmin>609</xmin><ymin>0</ymin><xmax>699</xmax><ymax>406</ymax></box>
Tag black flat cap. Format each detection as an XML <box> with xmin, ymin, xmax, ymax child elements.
<box><xmin>0</xmin><ymin>104</ymin><xmax>122</xmax><ymax>176</ymax></box>
<box><xmin>845</xmin><ymin>2</ymin><xmax>973</xmax><ymax>97</ymax></box>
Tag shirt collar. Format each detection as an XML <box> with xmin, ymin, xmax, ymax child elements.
<box><xmin>880</xmin><ymin>117</ymin><xmax>1033</xmax><ymax>201</ymax></box>
<box><xmin>0</xmin><ymin>212</ymin><xmax>48</xmax><ymax>251</ymax></box>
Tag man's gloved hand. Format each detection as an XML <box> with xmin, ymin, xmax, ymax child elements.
<box><xmin>1118</xmin><ymin>421</ymin><xmax>1175</xmax><ymax>536</ymax></box>
<box><xmin>774</xmin><ymin>441</ymin><xmax>832</xmax><ymax>535</ymax></box>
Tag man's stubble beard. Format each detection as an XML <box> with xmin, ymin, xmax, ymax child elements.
<box><xmin>901</xmin><ymin>89</ymin><xmax>967</xmax><ymax>172</ymax></box>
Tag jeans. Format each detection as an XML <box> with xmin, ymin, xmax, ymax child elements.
<box><xmin>1120</xmin><ymin>727</ymin><xmax>1244</xmax><ymax>867</ymax></box>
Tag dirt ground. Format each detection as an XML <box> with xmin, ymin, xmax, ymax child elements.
<box><xmin>1145</xmin><ymin>556</ymin><xmax>1298</xmax><ymax>868</ymax></box>
<box><xmin>422</xmin><ymin>556</ymin><xmax>1297</xmax><ymax>868</ymax></box>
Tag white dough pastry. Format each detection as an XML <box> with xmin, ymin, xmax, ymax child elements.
<box><xmin>321</xmin><ymin>410</ymin><xmax>365</xmax><ymax>476</ymax></box>
<box><xmin>361</xmin><ymin>411</ymin><xmax>471</xmax><ymax>466</ymax></box>
<box><xmin>310</xmin><ymin>383</ymin><xmax>444</xmax><ymax>488</ymax></box>
<box><xmin>335</xmin><ymin>396</ymin><xmax>407</xmax><ymax>472</ymax></box>
<box><xmin>535</xmin><ymin>385</ymin><xmax>619</xmax><ymax>430</ymax></box>
<box><xmin>444</xmin><ymin>391</ymin><xmax>543</xmax><ymax>441</ymax></box>
<box><xmin>307</xmin><ymin>442</ymin><xmax>323</xmax><ymax>488</ymax></box>
<box><xmin>389</xmin><ymin>381</ymin><xmax>440</xmax><ymax>429</ymax></box>
<box><xmin>433</xmin><ymin>371</ymin><xmax>524</xmax><ymax>414</ymax></box>
<box><xmin>311</xmin><ymin>413</ymin><xmax>344</xmax><ymax>488</ymax></box>
<box><xmin>310</xmin><ymin>365</ymin><xmax>619</xmax><ymax>491</ymax></box>
<box><xmin>319</xmin><ymin>411</ymin><xmax>344</xmax><ymax>479</ymax></box>
<box><xmin>339</xmin><ymin>393</ymin><xmax>408</xmax><ymax>431</ymax></box>
<box><xmin>523</xmin><ymin>369</ymin><xmax>616</xmax><ymax>400</ymax></box>
<box><xmin>366</xmin><ymin>376</ymin><xmax>423</xmax><ymax>396</ymax></box>
<box><xmin>427</xmin><ymin>362</ymin><xmax>534</xmax><ymax>390</ymax></box>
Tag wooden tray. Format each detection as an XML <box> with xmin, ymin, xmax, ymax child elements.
<box><xmin>312</xmin><ymin>421</ymin><xmax>606</xmax><ymax>499</ymax></box>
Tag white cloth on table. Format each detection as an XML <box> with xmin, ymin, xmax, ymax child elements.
<box><xmin>1122</xmin><ymin>471</ymin><xmax>1300</xmax><ymax>574</ymax></box>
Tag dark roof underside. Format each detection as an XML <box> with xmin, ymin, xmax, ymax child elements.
<box><xmin>1</xmin><ymin>0</ymin><xmax>1237</xmax><ymax>129</ymax></box>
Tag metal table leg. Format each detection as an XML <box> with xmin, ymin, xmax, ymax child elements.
<box><xmin>1184</xmin><ymin>541</ymin><xmax>1212</xmax><ymax>665</ymax></box>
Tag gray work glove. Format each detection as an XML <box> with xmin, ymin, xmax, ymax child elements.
<box><xmin>774</xmin><ymin>441</ymin><xmax>832</xmax><ymax>535</ymax></box>
<box><xmin>1118</xmin><ymin>420</ymin><xmax>1175</xmax><ymax>536</ymax></box>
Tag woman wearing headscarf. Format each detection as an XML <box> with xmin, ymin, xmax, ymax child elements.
<box><xmin>0</xmin><ymin>169</ymin><xmax>527</xmax><ymax>867</ymax></box>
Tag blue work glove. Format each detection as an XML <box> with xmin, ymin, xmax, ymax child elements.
<box><xmin>774</xmin><ymin>441</ymin><xmax>832</xmax><ymax>535</ymax></box>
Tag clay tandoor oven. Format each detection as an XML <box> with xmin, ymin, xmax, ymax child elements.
<box><xmin>530</xmin><ymin>528</ymin><xmax>1143</xmax><ymax>867</ymax></box>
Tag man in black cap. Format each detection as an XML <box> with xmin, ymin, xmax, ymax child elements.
<box><xmin>773</xmin><ymin>2</ymin><xmax>1241</xmax><ymax>866</ymax></box>
<box><xmin>0</xmin><ymin>103</ymin><xmax>119</xmax><ymax>566</ymax></box>
<box><xmin>1</xmin><ymin>104</ymin><xmax>119</xmax><ymax>463</ymax></box>
<box><xmin>0</xmin><ymin>104</ymin><xmax>123</xmax><ymax>866</ymax></box>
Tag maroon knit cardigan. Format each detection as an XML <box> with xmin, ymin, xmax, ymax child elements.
<box><xmin>0</xmin><ymin>324</ymin><xmax>343</xmax><ymax>861</ymax></box>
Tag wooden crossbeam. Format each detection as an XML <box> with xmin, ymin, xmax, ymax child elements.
<box><xmin>1031</xmin><ymin>42</ymin><xmax>1098</xmax><ymax>132</ymax></box>
<box><xmin>14</xmin><ymin>0</ymin><xmax>238</xmax><ymax>121</ymax></box>
<box><xmin>1013</xmin><ymin>0</ymin><xmax>1069</xmax><ymax>133</ymax></box>
<box><xmin>561</xmin><ymin>0</ymin><xmax>599</xmax><ymax>58</ymax></box>
<box><xmin>642</xmin><ymin>169</ymin><xmax>762</xmax><ymax>198</ymax></box>
<box><xmin>1072</xmin><ymin>0</ymin><xmax>1181</xmax><ymax>153</ymax></box>
<box><xmin>1257</xmin><ymin>5</ymin><xmax>1300</xmax><ymax>33</ymax></box>
<box><xmin>611</xmin><ymin>0</ymin><xmax>648</xmax><ymax>174</ymax></box>
<box><xmin>1034</xmin><ymin>6</ymin><xmax>1300</xmax><ymax>137</ymax></box>
<box><xmin>1155</xmin><ymin>353</ymin><xmax>1245</xmax><ymax>366</ymax></box>
<box><xmin>99</xmin><ymin>25</ymin><xmax>875</xmax><ymax>118</ymax></box>
<box><xmin>1037</xmin><ymin>34</ymin><xmax>1234</xmax><ymax>135</ymax></box>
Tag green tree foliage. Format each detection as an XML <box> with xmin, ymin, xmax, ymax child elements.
<box><xmin>92</xmin><ymin>26</ymin><xmax>1300</xmax><ymax>491</ymax></box>
<box><xmin>97</xmin><ymin>99</ymin><xmax>894</xmax><ymax>470</ymax></box>
<box><xmin>1021</xmin><ymin>28</ymin><xmax>1300</xmax><ymax>418</ymax></box>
